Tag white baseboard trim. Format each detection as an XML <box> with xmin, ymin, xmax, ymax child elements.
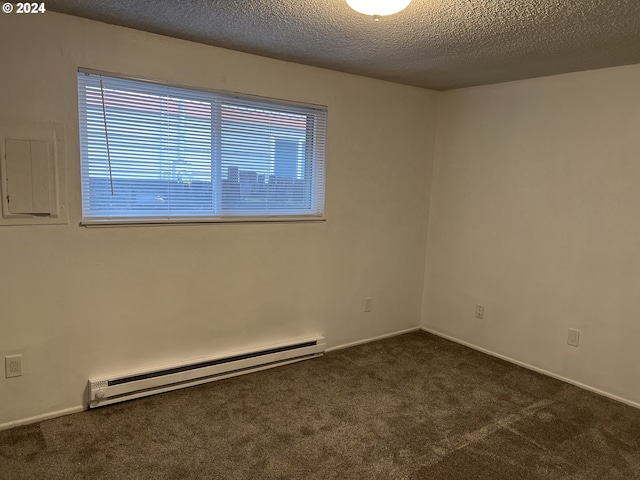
<box><xmin>421</xmin><ymin>327</ymin><xmax>640</xmax><ymax>410</ymax></box>
<box><xmin>327</xmin><ymin>326</ymin><xmax>421</xmax><ymax>353</ymax></box>
<box><xmin>0</xmin><ymin>405</ymin><xmax>85</xmax><ymax>431</ymax></box>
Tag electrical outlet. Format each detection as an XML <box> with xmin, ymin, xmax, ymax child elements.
<box><xmin>363</xmin><ymin>297</ymin><xmax>373</xmax><ymax>312</ymax></box>
<box><xmin>567</xmin><ymin>329</ymin><xmax>580</xmax><ymax>347</ymax></box>
<box><xmin>5</xmin><ymin>354</ymin><xmax>22</xmax><ymax>378</ymax></box>
<box><xmin>475</xmin><ymin>304</ymin><xmax>484</xmax><ymax>320</ymax></box>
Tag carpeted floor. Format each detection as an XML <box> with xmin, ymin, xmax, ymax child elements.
<box><xmin>2</xmin><ymin>331</ymin><xmax>640</xmax><ymax>479</ymax></box>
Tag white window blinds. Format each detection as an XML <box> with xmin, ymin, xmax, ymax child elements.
<box><xmin>77</xmin><ymin>70</ymin><xmax>327</xmax><ymax>223</ymax></box>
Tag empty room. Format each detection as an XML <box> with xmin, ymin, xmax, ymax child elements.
<box><xmin>1</xmin><ymin>0</ymin><xmax>639</xmax><ymax>478</ymax></box>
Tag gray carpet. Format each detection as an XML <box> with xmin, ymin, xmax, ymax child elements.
<box><xmin>2</xmin><ymin>331</ymin><xmax>640</xmax><ymax>479</ymax></box>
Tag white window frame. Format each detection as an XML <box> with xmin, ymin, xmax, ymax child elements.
<box><xmin>77</xmin><ymin>69</ymin><xmax>327</xmax><ymax>225</ymax></box>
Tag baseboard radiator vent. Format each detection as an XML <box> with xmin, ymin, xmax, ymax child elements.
<box><xmin>89</xmin><ymin>336</ymin><xmax>326</xmax><ymax>408</ymax></box>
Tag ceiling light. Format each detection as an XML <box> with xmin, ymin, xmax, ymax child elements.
<box><xmin>346</xmin><ymin>0</ymin><xmax>412</xmax><ymax>20</ymax></box>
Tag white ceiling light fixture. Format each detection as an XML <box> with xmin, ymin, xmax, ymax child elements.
<box><xmin>346</xmin><ymin>0</ymin><xmax>412</xmax><ymax>21</ymax></box>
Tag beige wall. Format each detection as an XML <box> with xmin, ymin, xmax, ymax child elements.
<box><xmin>423</xmin><ymin>64</ymin><xmax>640</xmax><ymax>406</ymax></box>
<box><xmin>0</xmin><ymin>12</ymin><xmax>437</xmax><ymax>426</ymax></box>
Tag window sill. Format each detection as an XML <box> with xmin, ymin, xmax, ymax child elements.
<box><xmin>80</xmin><ymin>216</ymin><xmax>326</xmax><ymax>227</ymax></box>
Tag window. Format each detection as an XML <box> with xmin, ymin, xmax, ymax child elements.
<box><xmin>77</xmin><ymin>70</ymin><xmax>327</xmax><ymax>224</ymax></box>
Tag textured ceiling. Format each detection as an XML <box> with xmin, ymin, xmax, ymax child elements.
<box><xmin>47</xmin><ymin>0</ymin><xmax>640</xmax><ymax>90</ymax></box>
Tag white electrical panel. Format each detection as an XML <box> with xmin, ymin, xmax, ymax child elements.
<box><xmin>5</xmin><ymin>138</ymin><xmax>53</xmax><ymax>215</ymax></box>
<box><xmin>0</xmin><ymin>123</ymin><xmax>67</xmax><ymax>226</ymax></box>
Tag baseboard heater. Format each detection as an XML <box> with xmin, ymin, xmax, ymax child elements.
<box><xmin>89</xmin><ymin>336</ymin><xmax>326</xmax><ymax>408</ymax></box>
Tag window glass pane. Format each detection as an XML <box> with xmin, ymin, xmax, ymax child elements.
<box><xmin>82</xmin><ymin>83</ymin><xmax>213</xmax><ymax>218</ymax></box>
<box><xmin>220</xmin><ymin>104</ymin><xmax>310</xmax><ymax>214</ymax></box>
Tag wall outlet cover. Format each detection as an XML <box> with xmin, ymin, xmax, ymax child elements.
<box><xmin>567</xmin><ymin>329</ymin><xmax>580</xmax><ymax>347</ymax></box>
<box><xmin>5</xmin><ymin>354</ymin><xmax>22</xmax><ymax>378</ymax></box>
<box><xmin>364</xmin><ymin>297</ymin><xmax>373</xmax><ymax>312</ymax></box>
